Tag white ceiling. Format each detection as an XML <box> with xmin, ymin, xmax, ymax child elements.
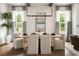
<box><xmin>9</xmin><ymin>3</ymin><xmax>71</xmax><ymax>6</ymax></box>
<box><xmin>55</xmin><ymin>3</ymin><xmax>71</xmax><ymax>6</ymax></box>
<box><xmin>9</xmin><ymin>3</ymin><xmax>26</xmax><ymax>6</ymax></box>
<box><xmin>30</xmin><ymin>3</ymin><xmax>49</xmax><ymax>6</ymax></box>
<box><xmin>9</xmin><ymin>3</ymin><xmax>49</xmax><ymax>6</ymax></box>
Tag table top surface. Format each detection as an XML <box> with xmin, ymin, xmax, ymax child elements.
<box><xmin>18</xmin><ymin>35</ymin><xmax>28</xmax><ymax>38</ymax></box>
<box><xmin>18</xmin><ymin>34</ymin><xmax>61</xmax><ymax>38</ymax></box>
<box><xmin>51</xmin><ymin>35</ymin><xmax>61</xmax><ymax>38</ymax></box>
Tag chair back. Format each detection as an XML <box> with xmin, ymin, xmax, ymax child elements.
<box><xmin>40</xmin><ymin>35</ymin><xmax>51</xmax><ymax>54</ymax></box>
<box><xmin>28</xmin><ymin>35</ymin><xmax>39</xmax><ymax>54</ymax></box>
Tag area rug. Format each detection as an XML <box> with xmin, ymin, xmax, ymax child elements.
<box><xmin>65</xmin><ymin>42</ymin><xmax>79</xmax><ymax>56</ymax></box>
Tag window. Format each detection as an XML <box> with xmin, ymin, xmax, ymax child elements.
<box><xmin>16</xmin><ymin>14</ymin><xmax>22</xmax><ymax>32</ymax></box>
<box><xmin>56</xmin><ymin>10</ymin><xmax>71</xmax><ymax>34</ymax></box>
<box><xmin>12</xmin><ymin>11</ymin><xmax>25</xmax><ymax>33</ymax></box>
<box><xmin>59</xmin><ymin>14</ymin><xmax>66</xmax><ymax>34</ymax></box>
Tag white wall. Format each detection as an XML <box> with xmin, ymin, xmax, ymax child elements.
<box><xmin>52</xmin><ymin>4</ymin><xmax>56</xmax><ymax>33</ymax></box>
<box><xmin>46</xmin><ymin>4</ymin><xmax>56</xmax><ymax>34</ymax></box>
<box><xmin>0</xmin><ymin>4</ymin><xmax>9</xmax><ymax>45</ymax></box>
<box><xmin>0</xmin><ymin>3</ymin><xmax>9</xmax><ymax>13</ymax></box>
<box><xmin>72</xmin><ymin>4</ymin><xmax>79</xmax><ymax>35</ymax></box>
<box><xmin>46</xmin><ymin>17</ymin><xmax>54</xmax><ymax>34</ymax></box>
<box><xmin>26</xmin><ymin>4</ymin><xmax>56</xmax><ymax>34</ymax></box>
<box><xmin>26</xmin><ymin>17</ymin><xmax>36</xmax><ymax>35</ymax></box>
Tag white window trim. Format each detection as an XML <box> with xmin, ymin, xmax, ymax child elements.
<box><xmin>56</xmin><ymin>10</ymin><xmax>71</xmax><ymax>34</ymax></box>
<box><xmin>12</xmin><ymin>11</ymin><xmax>25</xmax><ymax>33</ymax></box>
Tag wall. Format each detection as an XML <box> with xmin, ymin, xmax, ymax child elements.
<box><xmin>26</xmin><ymin>4</ymin><xmax>56</xmax><ymax>34</ymax></box>
<box><xmin>26</xmin><ymin>17</ymin><xmax>35</xmax><ymax>35</ymax></box>
<box><xmin>46</xmin><ymin>4</ymin><xmax>56</xmax><ymax>34</ymax></box>
<box><xmin>0</xmin><ymin>3</ymin><xmax>9</xmax><ymax>13</ymax></box>
<box><xmin>75</xmin><ymin>4</ymin><xmax>79</xmax><ymax>35</ymax></box>
<box><xmin>72</xmin><ymin>4</ymin><xmax>79</xmax><ymax>35</ymax></box>
<box><xmin>0</xmin><ymin>3</ymin><xmax>10</xmax><ymax>45</ymax></box>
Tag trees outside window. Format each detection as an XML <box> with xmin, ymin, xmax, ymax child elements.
<box><xmin>56</xmin><ymin>10</ymin><xmax>71</xmax><ymax>34</ymax></box>
<box><xmin>16</xmin><ymin>14</ymin><xmax>22</xmax><ymax>33</ymax></box>
<box><xmin>13</xmin><ymin>11</ymin><xmax>25</xmax><ymax>33</ymax></box>
<box><xmin>59</xmin><ymin>14</ymin><xmax>66</xmax><ymax>33</ymax></box>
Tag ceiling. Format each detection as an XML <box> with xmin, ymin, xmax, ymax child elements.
<box><xmin>30</xmin><ymin>3</ymin><xmax>49</xmax><ymax>6</ymax></box>
<box><xmin>9</xmin><ymin>3</ymin><xmax>71</xmax><ymax>6</ymax></box>
<box><xmin>9</xmin><ymin>3</ymin><xmax>26</xmax><ymax>6</ymax></box>
<box><xmin>55</xmin><ymin>3</ymin><xmax>72</xmax><ymax>6</ymax></box>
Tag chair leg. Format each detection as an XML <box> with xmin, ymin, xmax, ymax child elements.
<box><xmin>51</xmin><ymin>46</ymin><xmax>54</xmax><ymax>50</ymax></box>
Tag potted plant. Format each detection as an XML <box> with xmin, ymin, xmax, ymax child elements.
<box><xmin>2</xmin><ymin>12</ymin><xmax>13</xmax><ymax>43</ymax></box>
<box><xmin>2</xmin><ymin>12</ymin><xmax>13</xmax><ymax>35</ymax></box>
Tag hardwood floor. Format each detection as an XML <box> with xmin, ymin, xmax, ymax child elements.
<box><xmin>0</xmin><ymin>43</ymin><xmax>64</xmax><ymax>56</ymax></box>
<box><xmin>0</xmin><ymin>43</ymin><xmax>25</xmax><ymax>56</ymax></box>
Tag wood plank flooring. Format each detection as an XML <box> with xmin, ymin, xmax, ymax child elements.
<box><xmin>0</xmin><ymin>43</ymin><xmax>64</xmax><ymax>56</ymax></box>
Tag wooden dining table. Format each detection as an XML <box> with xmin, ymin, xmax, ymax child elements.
<box><xmin>18</xmin><ymin>34</ymin><xmax>61</xmax><ymax>54</ymax></box>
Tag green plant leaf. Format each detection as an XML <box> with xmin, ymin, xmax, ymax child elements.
<box><xmin>2</xmin><ymin>12</ymin><xmax>12</xmax><ymax>20</ymax></box>
<box><xmin>17</xmin><ymin>14</ymin><xmax>22</xmax><ymax>22</ymax></box>
<box><xmin>60</xmin><ymin>14</ymin><xmax>65</xmax><ymax>22</ymax></box>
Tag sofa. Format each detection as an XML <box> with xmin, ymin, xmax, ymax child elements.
<box><xmin>13</xmin><ymin>38</ymin><xmax>24</xmax><ymax>49</ymax></box>
<box><xmin>70</xmin><ymin>35</ymin><xmax>79</xmax><ymax>50</ymax></box>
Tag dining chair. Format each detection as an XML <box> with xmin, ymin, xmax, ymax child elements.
<box><xmin>40</xmin><ymin>35</ymin><xmax>51</xmax><ymax>54</ymax></box>
<box><xmin>28</xmin><ymin>35</ymin><xmax>39</xmax><ymax>54</ymax></box>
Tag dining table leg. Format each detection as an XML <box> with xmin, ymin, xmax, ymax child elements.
<box><xmin>38</xmin><ymin>37</ymin><xmax>41</xmax><ymax>54</ymax></box>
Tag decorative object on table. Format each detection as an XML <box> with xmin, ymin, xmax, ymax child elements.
<box><xmin>42</xmin><ymin>32</ymin><xmax>48</xmax><ymax>35</ymax></box>
<box><xmin>31</xmin><ymin>32</ymin><xmax>37</xmax><ymax>35</ymax></box>
<box><xmin>51</xmin><ymin>33</ymin><xmax>55</xmax><ymax>35</ymax></box>
<box><xmin>23</xmin><ymin>33</ymin><xmax>28</xmax><ymax>36</ymax></box>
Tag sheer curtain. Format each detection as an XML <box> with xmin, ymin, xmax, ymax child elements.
<box><xmin>12</xmin><ymin>6</ymin><xmax>26</xmax><ymax>34</ymax></box>
<box><xmin>56</xmin><ymin>6</ymin><xmax>72</xmax><ymax>41</ymax></box>
<box><xmin>0</xmin><ymin>21</ymin><xmax>7</xmax><ymax>45</ymax></box>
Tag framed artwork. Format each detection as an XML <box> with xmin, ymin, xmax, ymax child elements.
<box><xmin>35</xmin><ymin>16</ymin><xmax>46</xmax><ymax>32</ymax></box>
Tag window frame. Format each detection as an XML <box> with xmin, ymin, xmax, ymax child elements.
<box><xmin>56</xmin><ymin>10</ymin><xmax>71</xmax><ymax>34</ymax></box>
<box><xmin>12</xmin><ymin>11</ymin><xmax>25</xmax><ymax>33</ymax></box>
